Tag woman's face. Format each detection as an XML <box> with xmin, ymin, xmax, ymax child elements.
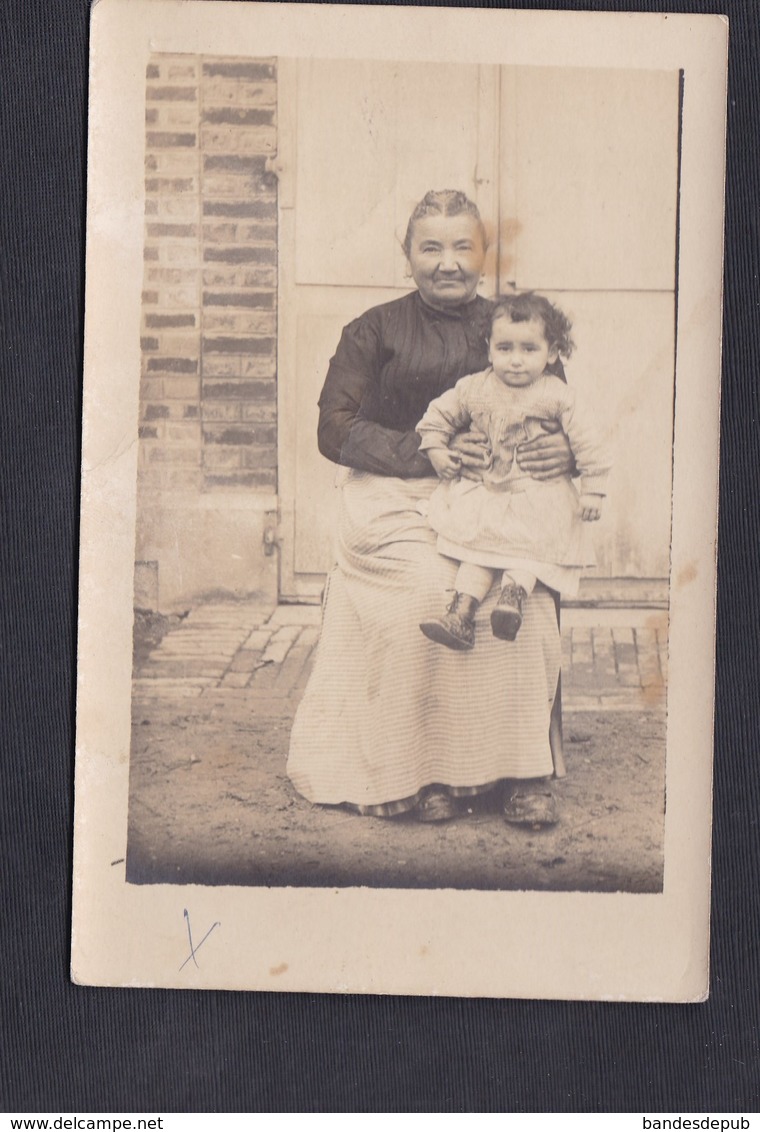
<box><xmin>406</xmin><ymin>214</ymin><xmax>486</xmax><ymax>310</ymax></box>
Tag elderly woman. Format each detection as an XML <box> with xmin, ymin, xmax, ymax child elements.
<box><xmin>287</xmin><ymin>190</ymin><xmax>573</xmax><ymax>824</ymax></box>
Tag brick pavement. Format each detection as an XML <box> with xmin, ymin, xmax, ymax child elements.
<box><xmin>133</xmin><ymin>600</ymin><xmax>667</xmax><ymax>713</ymax></box>
<box><xmin>561</xmin><ymin>608</ymin><xmax>667</xmax><ymax>712</ymax></box>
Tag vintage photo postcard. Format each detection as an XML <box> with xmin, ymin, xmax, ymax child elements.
<box><xmin>72</xmin><ymin>0</ymin><xmax>727</xmax><ymax>999</ymax></box>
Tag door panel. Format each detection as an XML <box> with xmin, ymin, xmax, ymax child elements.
<box><xmin>501</xmin><ymin>68</ymin><xmax>680</xmax><ymax>293</ymax></box>
<box><xmin>550</xmin><ymin>291</ymin><xmax>675</xmax><ymax>578</ymax></box>
<box><xmin>281</xmin><ymin>59</ymin><xmax>498</xmax><ymax>597</ymax></box>
<box><xmin>295</xmin><ymin>61</ymin><xmax>399</xmax><ymax>288</ymax></box>
<box><xmin>295</xmin><ymin>60</ymin><xmax>492</xmax><ymax>291</ymax></box>
<box><xmin>390</xmin><ymin>65</ymin><xmax>493</xmax><ymax>288</ymax></box>
<box><xmin>499</xmin><ymin>67</ymin><xmax>678</xmax><ymax>582</ymax></box>
<box><xmin>279</xmin><ymin>61</ymin><xmax>679</xmax><ymax>597</ymax></box>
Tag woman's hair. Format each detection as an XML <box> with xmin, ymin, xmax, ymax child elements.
<box><xmin>490</xmin><ymin>292</ymin><xmax>575</xmax><ymax>359</ymax></box>
<box><xmin>402</xmin><ymin>190</ymin><xmax>487</xmax><ymax>257</ymax></box>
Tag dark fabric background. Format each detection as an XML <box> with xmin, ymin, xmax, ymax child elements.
<box><xmin>2</xmin><ymin>0</ymin><xmax>757</xmax><ymax>1113</ymax></box>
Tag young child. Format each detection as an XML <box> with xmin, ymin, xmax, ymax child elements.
<box><xmin>416</xmin><ymin>291</ymin><xmax>611</xmax><ymax>650</ymax></box>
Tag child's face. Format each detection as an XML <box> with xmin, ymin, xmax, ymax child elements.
<box><xmin>488</xmin><ymin>315</ymin><xmax>558</xmax><ymax>387</ymax></box>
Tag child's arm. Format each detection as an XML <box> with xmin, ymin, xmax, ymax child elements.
<box><xmin>416</xmin><ymin>376</ymin><xmax>478</xmax><ymax>476</ymax></box>
<box><xmin>556</xmin><ymin>383</ymin><xmax>612</xmax><ymax>519</ymax></box>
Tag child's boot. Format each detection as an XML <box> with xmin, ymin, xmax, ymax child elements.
<box><xmin>420</xmin><ymin>593</ymin><xmax>479</xmax><ymax>651</ymax></box>
<box><xmin>490</xmin><ymin>581</ymin><xmax>527</xmax><ymax>641</ymax></box>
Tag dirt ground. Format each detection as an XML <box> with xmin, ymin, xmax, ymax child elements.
<box><xmin>127</xmin><ymin>687</ymin><xmax>666</xmax><ymax>893</ymax></box>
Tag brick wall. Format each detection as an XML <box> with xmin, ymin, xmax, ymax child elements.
<box><xmin>138</xmin><ymin>54</ymin><xmax>278</xmax><ymax>498</ymax></box>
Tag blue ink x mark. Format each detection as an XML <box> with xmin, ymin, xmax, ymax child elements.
<box><xmin>180</xmin><ymin>908</ymin><xmax>220</xmax><ymax>972</ymax></box>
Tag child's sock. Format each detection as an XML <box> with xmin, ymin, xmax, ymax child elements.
<box><xmin>454</xmin><ymin>562</ymin><xmax>498</xmax><ymax>603</ymax></box>
<box><xmin>500</xmin><ymin>568</ymin><xmax>536</xmax><ymax>595</ymax></box>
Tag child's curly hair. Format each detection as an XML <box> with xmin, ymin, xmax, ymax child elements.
<box><xmin>490</xmin><ymin>292</ymin><xmax>574</xmax><ymax>359</ymax></box>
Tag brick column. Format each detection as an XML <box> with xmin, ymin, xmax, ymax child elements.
<box><xmin>140</xmin><ymin>55</ymin><xmax>203</xmax><ymax>494</ymax></box>
<box><xmin>199</xmin><ymin>59</ymin><xmax>278</xmax><ymax>491</ymax></box>
<box><xmin>137</xmin><ymin>54</ymin><xmax>280</xmax><ymax>610</ymax></box>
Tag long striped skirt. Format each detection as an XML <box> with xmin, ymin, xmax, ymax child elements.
<box><xmin>286</xmin><ymin>470</ymin><xmax>560</xmax><ymax>814</ymax></box>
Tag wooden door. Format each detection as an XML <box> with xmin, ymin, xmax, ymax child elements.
<box><xmin>277</xmin><ymin>62</ymin><xmax>680</xmax><ymax>598</ymax></box>
<box><xmin>277</xmin><ymin>58</ymin><xmax>499</xmax><ymax>599</ymax></box>
<box><xmin>499</xmin><ymin>67</ymin><xmax>680</xmax><ymax>581</ymax></box>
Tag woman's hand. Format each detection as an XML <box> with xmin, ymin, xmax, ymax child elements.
<box><xmin>515</xmin><ymin>420</ymin><xmax>575</xmax><ymax>481</ymax></box>
<box><xmin>449</xmin><ymin>429</ymin><xmax>492</xmax><ymax>482</ymax></box>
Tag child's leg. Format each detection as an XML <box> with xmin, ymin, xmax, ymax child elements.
<box><xmin>455</xmin><ymin>562</ymin><xmax>499</xmax><ymax>603</ymax></box>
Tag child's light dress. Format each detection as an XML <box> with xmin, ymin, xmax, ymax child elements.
<box><xmin>416</xmin><ymin>368</ymin><xmax>612</xmax><ymax>597</ymax></box>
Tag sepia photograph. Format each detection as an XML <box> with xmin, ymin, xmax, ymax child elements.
<box><xmin>72</xmin><ymin>0</ymin><xmax>726</xmax><ymax>998</ymax></box>
<box><xmin>128</xmin><ymin>54</ymin><xmax>675</xmax><ymax>893</ymax></box>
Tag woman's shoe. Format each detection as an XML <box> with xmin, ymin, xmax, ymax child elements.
<box><xmin>502</xmin><ymin>781</ymin><xmax>559</xmax><ymax>827</ymax></box>
<box><xmin>414</xmin><ymin>787</ymin><xmax>459</xmax><ymax>823</ymax></box>
<box><xmin>490</xmin><ymin>583</ymin><xmax>527</xmax><ymax>641</ymax></box>
<box><xmin>420</xmin><ymin>593</ymin><xmax>478</xmax><ymax>651</ymax></box>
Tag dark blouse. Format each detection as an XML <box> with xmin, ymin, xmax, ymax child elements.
<box><xmin>318</xmin><ymin>291</ymin><xmax>493</xmax><ymax>478</ymax></box>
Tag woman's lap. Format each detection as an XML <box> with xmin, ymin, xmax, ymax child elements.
<box><xmin>286</xmin><ymin>473</ymin><xmax>560</xmax><ymax>808</ymax></box>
